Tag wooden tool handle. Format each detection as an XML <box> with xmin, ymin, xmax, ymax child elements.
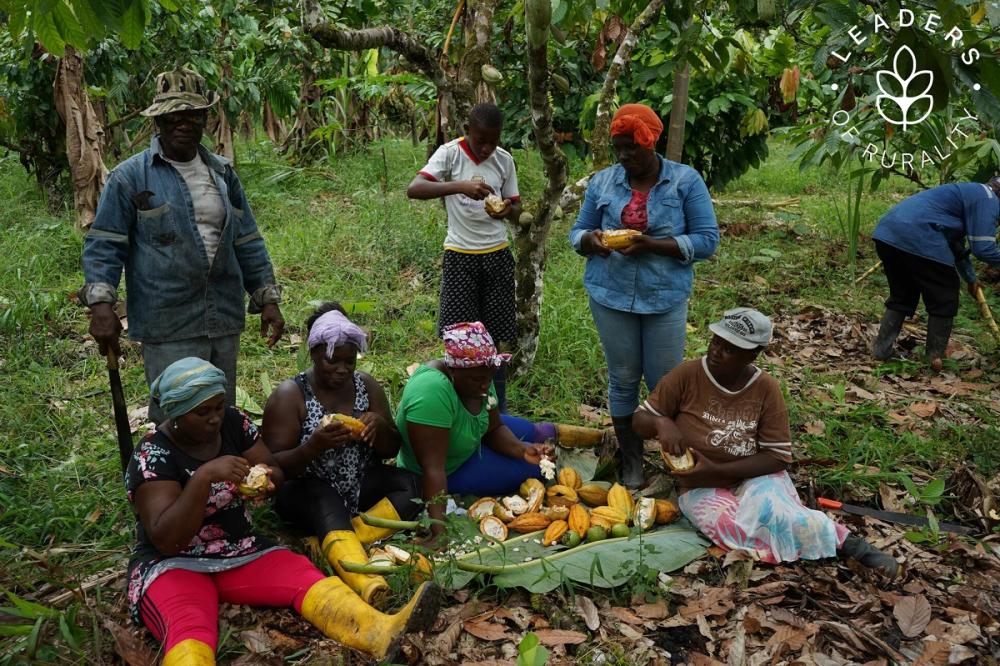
<box><xmin>816</xmin><ymin>497</ymin><xmax>842</xmax><ymax>510</ymax></box>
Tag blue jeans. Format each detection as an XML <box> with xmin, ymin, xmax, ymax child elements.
<box><xmin>447</xmin><ymin>415</ymin><xmax>545</xmax><ymax>496</ymax></box>
<box><xmin>589</xmin><ymin>296</ymin><xmax>687</xmax><ymax>417</ymax></box>
<box><xmin>142</xmin><ymin>334</ymin><xmax>240</xmax><ymax>424</ymax></box>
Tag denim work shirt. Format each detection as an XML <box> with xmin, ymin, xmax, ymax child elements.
<box><xmin>872</xmin><ymin>182</ymin><xmax>1000</xmax><ymax>284</ymax></box>
<box><xmin>569</xmin><ymin>157</ymin><xmax>719</xmax><ymax>314</ymax></box>
<box><xmin>81</xmin><ymin>137</ymin><xmax>279</xmax><ymax>343</ymax></box>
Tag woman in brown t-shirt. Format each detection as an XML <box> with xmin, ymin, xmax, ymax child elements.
<box><xmin>633</xmin><ymin>308</ymin><xmax>898</xmax><ymax>575</ymax></box>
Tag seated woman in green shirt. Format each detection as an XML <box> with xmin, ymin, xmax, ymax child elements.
<box><xmin>396</xmin><ymin>322</ymin><xmax>555</xmax><ymax>534</ymax></box>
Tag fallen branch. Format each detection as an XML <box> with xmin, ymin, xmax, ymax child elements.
<box><xmin>46</xmin><ymin>567</ymin><xmax>124</xmax><ymax>606</ymax></box>
<box><xmin>442</xmin><ymin>0</ymin><xmax>465</xmax><ymax>56</ymax></box>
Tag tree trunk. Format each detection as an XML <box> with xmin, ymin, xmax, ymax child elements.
<box><xmin>464</xmin><ymin>0</ymin><xmax>497</xmax><ymax>104</ymax></box>
<box><xmin>262</xmin><ymin>100</ymin><xmax>285</xmax><ymax>144</ymax></box>
<box><xmin>511</xmin><ymin>0</ymin><xmax>567</xmax><ymax>374</ymax></box>
<box><xmin>284</xmin><ymin>66</ymin><xmax>324</xmax><ymax>159</ymax></box>
<box><xmin>559</xmin><ymin>0</ymin><xmax>664</xmax><ymax>212</ymax></box>
<box><xmin>665</xmin><ymin>62</ymin><xmax>690</xmax><ymax>162</ymax></box>
<box><xmin>212</xmin><ymin>107</ymin><xmax>236</xmax><ymax>163</ymax></box>
<box><xmin>591</xmin><ymin>0</ymin><xmax>665</xmax><ymax>171</ymax></box>
<box><xmin>52</xmin><ymin>45</ymin><xmax>108</xmax><ymax>229</ymax></box>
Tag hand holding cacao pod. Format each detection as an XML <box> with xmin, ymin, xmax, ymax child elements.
<box><xmin>198</xmin><ymin>455</ymin><xmax>250</xmax><ymax>485</ymax></box>
<box><xmin>238</xmin><ymin>464</ymin><xmax>272</xmax><ymax>498</ymax></box>
<box><xmin>483</xmin><ymin>194</ymin><xmax>509</xmax><ymax>217</ymax></box>
<box><xmin>583</xmin><ymin>230</ymin><xmax>612</xmax><ymax>257</ymax></box>
<box><xmin>457</xmin><ymin>180</ymin><xmax>494</xmax><ymax>200</ymax></box>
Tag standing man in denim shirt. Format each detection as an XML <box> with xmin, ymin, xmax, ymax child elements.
<box><xmin>80</xmin><ymin>69</ymin><xmax>284</xmax><ymax>423</ymax></box>
<box><xmin>569</xmin><ymin>104</ymin><xmax>719</xmax><ymax>489</ymax></box>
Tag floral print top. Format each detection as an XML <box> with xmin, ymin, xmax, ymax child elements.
<box><xmin>123</xmin><ymin>408</ymin><xmax>278</xmax><ymax>624</ymax></box>
<box><xmin>621</xmin><ymin>189</ymin><xmax>649</xmax><ymax>231</ymax></box>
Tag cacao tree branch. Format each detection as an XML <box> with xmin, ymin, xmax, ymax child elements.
<box><xmin>300</xmin><ymin>0</ymin><xmax>449</xmax><ymax>91</ymax></box>
<box><xmin>591</xmin><ymin>0</ymin><xmax>665</xmax><ymax>172</ymax></box>
<box><xmin>511</xmin><ymin>0</ymin><xmax>567</xmax><ymax>374</ymax></box>
<box><xmin>105</xmin><ymin>107</ymin><xmax>143</xmax><ymax>131</ymax></box>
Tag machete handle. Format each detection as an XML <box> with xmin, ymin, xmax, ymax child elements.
<box><xmin>106</xmin><ymin>349</ymin><xmax>119</xmax><ymax>371</ymax></box>
<box><xmin>817</xmin><ymin>497</ymin><xmax>843</xmax><ymax>510</ymax></box>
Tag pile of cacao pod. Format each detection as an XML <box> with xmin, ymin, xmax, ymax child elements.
<box><xmin>472</xmin><ymin>466</ymin><xmax>680</xmax><ymax>549</ymax></box>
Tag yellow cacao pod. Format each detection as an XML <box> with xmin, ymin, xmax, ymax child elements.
<box><xmin>519</xmin><ymin>478</ymin><xmax>545</xmax><ymax>500</ymax></box>
<box><xmin>577</xmin><ymin>482</ymin><xmax>610</xmax><ymax>506</ymax></box>
<box><xmin>543</xmin><ymin>520</ymin><xmax>568</xmax><ymax>546</ymax></box>
<box><xmin>557</xmin><ymin>467</ymin><xmax>582</xmax><ymax>490</ymax></box>
<box><xmin>568</xmin><ymin>503</ymin><xmax>590</xmax><ymax>537</ymax></box>
<box><xmin>320</xmin><ymin>413</ymin><xmax>366</xmax><ymax>437</ymax></box>
<box><xmin>602</xmin><ymin>229</ymin><xmax>641</xmax><ymax>249</ymax></box>
<box><xmin>591</xmin><ymin>505</ymin><xmax>628</xmax><ymax>526</ymax></box>
<box><xmin>468</xmin><ymin>497</ymin><xmax>497</xmax><ymax>520</ymax></box>
<box><xmin>661</xmin><ymin>448</ymin><xmax>695</xmax><ymax>472</ymax></box>
<box><xmin>494</xmin><ymin>502</ymin><xmax>515</xmax><ymax>523</ymax></box>
<box><xmin>508</xmin><ymin>511</ymin><xmax>552</xmax><ymax>533</ymax></box>
<box><xmin>607</xmin><ymin>483</ymin><xmax>635</xmax><ymax>517</ymax></box>
<box><xmin>546</xmin><ymin>485</ymin><xmax>579</xmax><ymax>508</ymax></box>
<box><xmin>589</xmin><ymin>514</ymin><xmax>614</xmax><ymax>530</ymax></box>
<box><xmin>634</xmin><ymin>497</ymin><xmax>656</xmax><ymax>530</ymax></box>
<box><xmin>540</xmin><ymin>505</ymin><xmax>569</xmax><ymax>521</ymax></box>
<box><xmin>654</xmin><ymin>499</ymin><xmax>681</xmax><ymax>525</ymax></box>
<box><xmin>479</xmin><ymin>516</ymin><xmax>508</xmax><ymax>541</ymax></box>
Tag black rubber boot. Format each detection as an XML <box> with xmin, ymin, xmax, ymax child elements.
<box><xmin>872</xmin><ymin>309</ymin><xmax>905</xmax><ymax>360</ymax></box>
<box><xmin>611</xmin><ymin>415</ymin><xmax>645</xmax><ymax>490</ymax></box>
<box><xmin>838</xmin><ymin>534</ymin><xmax>899</xmax><ymax>577</ymax></box>
<box><xmin>925</xmin><ymin>315</ymin><xmax>953</xmax><ymax>371</ymax></box>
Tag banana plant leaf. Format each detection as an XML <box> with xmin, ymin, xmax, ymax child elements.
<box><xmin>441</xmin><ymin>521</ymin><xmax>708</xmax><ymax>593</ymax></box>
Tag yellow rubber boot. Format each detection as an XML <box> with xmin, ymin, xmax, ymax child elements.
<box><xmin>299</xmin><ymin>576</ymin><xmax>440</xmax><ymax>662</ymax></box>
<box><xmin>163</xmin><ymin>638</ymin><xmax>215</xmax><ymax>665</ymax></box>
<box><xmin>351</xmin><ymin>497</ymin><xmax>402</xmax><ymax>545</ymax></box>
<box><xmin>321</xmin><ymin>531</ymin><xmax>390</xmax><ymax>609</ymax></box>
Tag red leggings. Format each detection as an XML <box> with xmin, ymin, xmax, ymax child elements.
<box><xmin>140</xmin><ymin>549</ymin><xmax>325</xmax><ymax>653</ymax></box>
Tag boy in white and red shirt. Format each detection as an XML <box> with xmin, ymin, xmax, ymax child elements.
<box><xmin>407</xmin><ymin>103</ymin><xmax>521</xmax><ymax>410</ymax></box>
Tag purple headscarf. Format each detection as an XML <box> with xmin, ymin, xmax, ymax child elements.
<box><xmin>307</xmin><ymin>310</ymin><xmax>368</xmax><ymax>358</ymax></box>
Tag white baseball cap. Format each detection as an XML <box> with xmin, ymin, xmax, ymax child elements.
<box><xmin>708</xmin><ymin>308</ymin><xmax>772</xmax><ymax>349</ymax></box>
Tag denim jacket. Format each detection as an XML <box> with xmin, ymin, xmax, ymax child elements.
<box><xmin>81</xmin><ymin>137</ymin><xmax>279</xmax><ymax>343</ymax></box>
<box><xmin>569</xmin><ymin>157</ymin><xmax>719</xmax><ymax>314</ymax></box>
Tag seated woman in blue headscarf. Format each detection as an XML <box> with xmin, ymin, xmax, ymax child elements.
<box><xmin>125</xmin><ymin>357</ymin><xmax>439</xmax><ymax>665</ymax></box>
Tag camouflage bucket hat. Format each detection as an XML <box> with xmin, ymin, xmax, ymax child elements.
<box><xmin>140</xmin><ymin>68</ymin><xmax>218</xmax><ymax>117</ymax></box>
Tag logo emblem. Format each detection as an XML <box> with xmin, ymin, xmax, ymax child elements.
<box><xmin>875</xmin><ymin>45</ymin><xmax>934</xmax><ymax>131</ymax></box>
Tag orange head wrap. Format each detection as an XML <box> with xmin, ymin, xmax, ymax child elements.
<box><xmin>610</xmin><ymin>104</ymin><xmax>663</xmax><ymax>150</ymax></box>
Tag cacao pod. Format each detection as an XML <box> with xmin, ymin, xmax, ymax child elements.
<box><xmin>551</xmin><ymin>73</ymin><xmax>570</xmax><ymax>93</ymax></box>
<box><xmin>519</xmin><ymin>478</ymin><xmax>545</xmax><ymax>500</ymax></box>
<box><xmin>494</xmin><ymin>502</ymin><xmax>515</xmax><ymax>523</ymax></box>
<box><xmin>591</xmin><ymin>505</ymin><xmax>628</xmax><ymax>526</ymax></box>
<box><xmin>602</xmin><ymin>229</ymin><xmax>641</xmax><ymax>250</ymax></box>
<box><xmin>634</xmin><ymin>497</ymin><xmax>656</xmax><ymax>530</ymax></box>
<box><xmin>611</xmin><ymin>523</ymin><xmax>630</xmax><ymax>538</ymax></box>
<box><xmin>540</xmin><ymin>505</ymin><xmax>569</xmax><ymax>520</ymax></box>
<box><xmin>577</xmin><ymin>482</ymin><xmax>611</xmax><ymax>506</ymax></box>
<box><xmin>368</xmin><ymin>548</ymin><xmax>396</xmax><ymax>568</ymax></box>
<box><xmin>508</xmin><ymin>511</ymin><xmax>552</xmax><ymax>533</ymax></box>
<box><xmin>561</xmin><ymin>530</ymin><xmax>581</xmax><ymax>547</ymax></box>
<box><xmin>546</xmin><ymin>484</ymin><xmax>579</xmax><ymax>508</ymax></box>
<box><xmin>320</xmin><ymin>413</ymin><xmax>366</xmax><ymax>437</ymax></box>
<box><xmin>568</xmin><ymin>503</ymin><xmax>590</xmax><ymax>537</ymax></box>
<box><xmin>557</xmin><ymin>466</ymin><xmax>582</xmax><ymax>490</ymax></box>
<box><xmin>654</xmin><ymin>499</ymin><xmax>681</xmax><ymax>524</ymax></box>
<box><xmin>484</xmin><ymin>194</ymin><xmax>506</xmax><ymax>214</ymax></box>
<box><xmin>586</xmin><ymin>525</ymin><xmax>608</xmax><ymax>542</ymax></box>
<box><xmin>661</xmin><ymin>448</ymin><xmax>695</xmax><ymax>472</ymax></box>
<box><xmin>542</xmin><ymin>520</ymin><xmax>568</xmax><ymax>546</ymax></box>
<box><xmin>479</xmin><ymin>515</ymin><xmax>508</xmax><ymax>541</ymax></box>
<box><xmin>481</xmin><ymin>63</ymin><xmax>504</xmax><ymax>83</ymax></box>
<box><xmin>502</xmin><ymin>495</ymin><xmax>529</xmax><ymax>516</ymax></box>
<box><xmin>468</xmin><ymin>497</ymin><xmax>498</xmax><ymax>520</ymax></box>
<box><xmin>589</xmin><ymin>514</ymin><xmax>614</xmax><ymax>530</ymax></box>
<box><xmin>525</xmin><ymin>486</ymin><xmax>544</xmax><ymax>513</ymax></box>
<box><xmin>238</xmin><ymin>464</ymin><xmax>270</xmax><ymax>497</ymax></box>
<box><xmin>607</xmin><ymin>483</ymin><xmax>635</xmax><ymax>517</ymax></box>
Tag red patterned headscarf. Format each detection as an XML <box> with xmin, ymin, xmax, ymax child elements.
<box><xmin>610</xmin><ymin>104</ymin><xmax>663</xmax><ymax>149</ymax></box>
<box><xmin>442</xmin><ymin>321</ymin><xmax>511</xmax><ymax>369</ymax></box>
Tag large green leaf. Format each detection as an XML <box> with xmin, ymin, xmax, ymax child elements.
<box><xmin>52</xmin><ymin>0</ymin><xmax>87</xmax><ymax>50</ymax></box>
<box><xmin>443</xmin><ymin>523</ymin><xmax>707</xmax><ymax>593</ymax></box>
<box><xmin>32</xmin><ymin>9</ymin><xmax>66</xmax><ymax>56</ymax></box>
<box><xmin>119</xmin><ymin>0</ymin><xmax>147</xmax><ymax>50</ymax></box>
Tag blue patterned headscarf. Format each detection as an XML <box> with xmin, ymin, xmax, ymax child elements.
<box><xmin>150</xmin><ymin>357</ymin><xmax>227</xmax><ymax>419</ymax></box>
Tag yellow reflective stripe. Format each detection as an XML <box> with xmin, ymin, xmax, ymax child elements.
<box><xmin>444</xmin><ymin>242</ymin><xmax>509</xmax><ymax>254</ymax></box>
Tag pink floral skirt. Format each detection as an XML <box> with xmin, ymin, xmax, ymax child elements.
<box><xmin>678</xmin><ymin>471</ymin><xmax>849</xmax><ymax>564</ymax></box>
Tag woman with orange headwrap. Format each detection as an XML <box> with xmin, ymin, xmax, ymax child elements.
<box><xmin>569</xmin><ymin>103</ymin><xmax>719</xmax><ymax>489</ymax></box>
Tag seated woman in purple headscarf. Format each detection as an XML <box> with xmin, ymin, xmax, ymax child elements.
<box><xmin>262</xmin><ymin>303</ymin><xmax>420</xmax><ymax>609</ymax></box>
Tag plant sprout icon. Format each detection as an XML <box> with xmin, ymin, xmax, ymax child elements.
<box><xmin>876</xmin><ymin>45</ymin><xmax>934</xmax><ymax>131</ymax></box>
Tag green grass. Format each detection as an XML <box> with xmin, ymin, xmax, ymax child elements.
<box><xmin>1</xmin><ymin>138</ymin><xmax>998</xmax><ymax>661</ymax></box>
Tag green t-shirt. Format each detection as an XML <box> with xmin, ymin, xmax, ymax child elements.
<box><xmin>395</xmin><ymin>364</ymin><xmax>497</xmax><ymax>475</ymax></box>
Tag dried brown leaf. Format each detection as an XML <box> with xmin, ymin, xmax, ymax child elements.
<box><xmin>913</xmin><ymin>640</ymin><xmax>950</xmax><ymax>665</ymax></box>
<box><xmin>463</xmin><ymin>619</ymin><xmax>510</xmax><ymax>642</ymax></box>
<box><xmin>575</xmin><ymin>596</ymin><xmax>600</xmax><ymax>631</ymax></box>
<box><xmin>908</xmin><ymin>401</ymin><xmax>938</xmax><ymax>418</ymax></box>
<box><xmin>634</xmin><ymin>601</ymin><xmax>669</xmax><ymax>620</ymax></box>
<box><xmin>894</xmin><ymin>595</ymin><xmax>932</xmax><ymax>638</ymax></box>
<box><xmin>532</xmin><ymin>628</ymin><xmax>587</xmax><ymax>646</ymax></box>
<box><xmin>103</xmin><ymin>619</ymin><xmax>156</xmax><ymax>666</ymax></box>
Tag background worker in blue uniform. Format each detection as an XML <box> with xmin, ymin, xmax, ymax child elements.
<box><xmin>871</xmin><ymin>179</ymin><xmax>1000</xmax><ymax>369</ymax></box>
